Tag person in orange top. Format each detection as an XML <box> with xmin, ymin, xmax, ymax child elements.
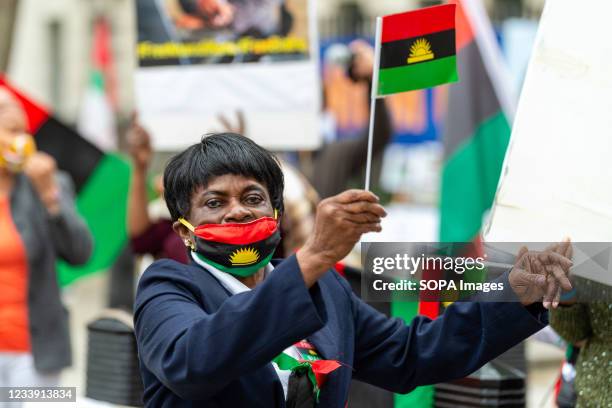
<box><xmin>0</xmin><ymin>87</ymin><xmax>92</xmax><ymax>401</ymax></box>
<box><xmin>0</xmin><ymin>193</ymin><xmax>31</xmax><ymax>352</ymax></box>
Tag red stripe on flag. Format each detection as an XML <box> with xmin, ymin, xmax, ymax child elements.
<box><xmin>0</xmin><ymin>76</ymin><xmax>50</xmax><ymax>134</ymax></box>
<box><xmin>451</xmin><ymin>0</ymin><xmax>475</xmax><ymax>51</ymax></box>
<box><xmin>381</xmin><ymin>4</ymin><xmax>455</xmax><ymax>43</ymax></box>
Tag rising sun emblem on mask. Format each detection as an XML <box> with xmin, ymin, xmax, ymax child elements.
<box><xmin>407</xmin><ymin>38</ymin><xmax>434</xmax><ymax>64</ymax></box>
<box><xmin>229</xmin><ymin>247</ymin><xmax>260</xmax><ymax>266</ymax></box>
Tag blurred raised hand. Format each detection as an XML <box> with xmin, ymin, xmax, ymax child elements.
<box><xmin>217</xmin><ymin>110</ymin><xmax>246</xmax><ymax>135</ymax></box>
<box><xmin>126</xmin><ymin>113</ymin><xmax>154</xmax><ymax>236</ymax></box>
<box><xmin>348</xmin><ymin>39</ymin><xmax>374</xmax><ymax>82</ymax></box>
<box><xmin>24</xmin><ymin>152</ymin><xmax>60</xmax><ymax>215</ymax></box>
<box><xmin>126</xmin><ymin>114</ymin><xmax>153</xmax><ymax>172</ymax></box>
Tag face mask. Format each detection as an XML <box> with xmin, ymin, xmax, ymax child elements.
<box><xmin>0</xmin><ymin>133</ymin><xmax>36</xmax><ymax>173</ymax></box>
<box><xmin>179</xmin><ymin>210</ymin><xmax>281</xmax><ymax>277</ymax></box>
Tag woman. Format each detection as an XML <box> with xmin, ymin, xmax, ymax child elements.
<box><xmin>0</xmin><ymin>88</ymin><xmax>92</xmax><ymax>394</ymax></box>
<box><xmin>134</xmin><ymin>133</ymin><xmax>572</xmax><ymax>407</ymax></box>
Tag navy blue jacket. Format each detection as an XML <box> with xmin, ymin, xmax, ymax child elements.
<box><xmin>134</xmin><ymin>255</ymin><xmax>547</xmax><ymax>407</ymax></box>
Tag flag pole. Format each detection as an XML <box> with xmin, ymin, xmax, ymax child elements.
<box><xmin>365</xmin><ymin>17</ymin><xmax>383</xmax><ymax>191</ymax></box>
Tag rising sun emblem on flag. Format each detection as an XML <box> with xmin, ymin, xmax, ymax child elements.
<box><xmin>407</xmin><ymin>38</ymin><xmax>434</xmax><ymax>64</ymax></box>
<box><xmin>229</xmin><ymin>247</ymin><xmax>260</xmax><ymax>266</ymax></box>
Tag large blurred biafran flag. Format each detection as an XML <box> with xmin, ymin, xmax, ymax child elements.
<box><xmin>440</xmin><ymin>0</ymin><xmax>515</xmax><ymax>244</ymax></box>
<box><xmin>0</xmin><ymin>75</ymin><xmax>131</xmax><ymax>286</ymax></box>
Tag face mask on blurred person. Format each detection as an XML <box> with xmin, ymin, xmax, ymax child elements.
<box><xmin>179</xmin><ymin>210</ymin><xmax>281</xmax><ymax>277</ymax></box>
<box><xmin>0</xmin><ymin>133</ymin><xmax>36</xmax><ymax>173</ymax></box>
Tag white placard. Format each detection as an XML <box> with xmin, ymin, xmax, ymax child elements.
<box><xmin>134</xmin><ymin>0</ymin><xmax>321</xmax><ymax>150</ymax></box>
<box><xmin>485</xmin><ymin>0</ymin><xmax>612</xmax><ymax>285</ymax></box>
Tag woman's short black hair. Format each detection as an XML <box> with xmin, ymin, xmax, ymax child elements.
<box><xmin>163</xmin><ymin>132</ymin><xmax>284</xmax><ymax>221</ymax></box>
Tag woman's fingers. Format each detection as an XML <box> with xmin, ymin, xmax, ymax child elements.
<box><xmin>334</xmin><ymin>189</ymin><xmax>379</xmax><ymax>204</ymax></box>
<box><xmin>546</xmin><ymin>251</ymin><xmax>573</xmax><ymax>270</ymax></box>
<box><xmin>542</xmin><ymin>276</ymin><xmax>558</xmax><ymax>309</ymax></box>
<box><xmin>549</xmin><ymin>263</ymin><xmax>573</xmax><ymax>291</ymax></box>
<box><xmin>355</xmin><ymin>222</ymin><xmax>382</xmax><ymax>235</ymax></box>
<box><xmin>343</xmin><ymin>212</ymin><xmax>381</xmax><ymax>224</ymax></box>
<box><xmin>341</xmin><ymin>201</ymin><xmax>387</xmax><ymax>218</ymax></box>
<box><xmin>558</xmin><ymin>237</ymin><xmax>573</xmax><ymax>259</ymax></box>
<box><xmin>553</xmin><ymin>287</ymin><xmax>562</xmax><ymax>308</ymax></box>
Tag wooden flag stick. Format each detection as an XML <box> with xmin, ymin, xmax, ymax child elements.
<box><xmin>365</xmin><ymin>17</ymin><xmax>383</xmax><ymax>191</ymax></box>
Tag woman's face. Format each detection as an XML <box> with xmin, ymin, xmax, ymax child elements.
<box><xmin>174</xmin><ymin>173</ymin><xmax>275</xmax><ymax>242</ymax></box>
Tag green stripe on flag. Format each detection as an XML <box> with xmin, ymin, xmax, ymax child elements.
<box><xmin>378</xmin><ymin>56</ymin><xmax>458</xmax><ymax>96</ymax></box>
<box><xmin>58</xmin><ymin>153</ymin><xmax>131</xmax><ymax>286</ymax></box>
<box><xmin>440</xmin><ymin>111</ymin><xmax>510</xmax><ymax>243</ymax></box>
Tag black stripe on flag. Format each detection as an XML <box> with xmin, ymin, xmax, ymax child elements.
<box><xmin>380</xmin><ymin>29</ymin><xmax>456</xmax><ymax>70</ymax></box>
<box><xmin>35</xmin><ymin>117</ymin><xmax>103</xmax><ymax>193</ymax></box>
<box><xmin>443</xmin><ymin>40</ymin><xmax>501</xmax><ymax>159</ymax></box>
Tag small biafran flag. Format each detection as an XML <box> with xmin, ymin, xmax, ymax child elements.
<box><xmin>376</xmin><ymin>4</ymin><xmax>458</xmax><ymax>96</ymax></box>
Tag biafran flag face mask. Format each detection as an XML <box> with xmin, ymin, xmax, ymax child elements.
<box><xmin>179</xmin><ymin>210</ymin><xmax>281</xmax><ymax>277</ymax></box>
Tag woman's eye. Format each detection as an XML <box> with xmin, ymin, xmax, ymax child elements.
<box><xmin>245</xmin><ymin>195</ymin><xmax>263</xmax><ymax>205</ymax></box>
<box><xmin>206</xmin><ymin>200</ymin><xmax>222</xmax><ymax>208</ymax></box>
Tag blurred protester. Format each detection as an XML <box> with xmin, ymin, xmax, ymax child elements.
<box><xmin>309</xmin><ymin>40</ymin><xmax>392</xmax><ymax>199</ymax></box>
<box><xmin>548</xmin><ymin>242</ymin><xmax>611</xmax><ymax>407</ymax></box>
<box><xmin>126</xmin><ymin>116</ymin><xmax>187</xmax><ymax>264</ymax></box>
<box><xmin>550</xmin><ymin>281</ymin><xmax>612</xmax><ymax>407</ymax></box>
<box><xmin>108</xmin><ymin>117</ymin><xmax>187</xmax><ymax>312</ymax></box>
<box><xmin>0</xmin><ymin>88</ymin><xmax>92</xmax><ymax>396</ymax></box>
